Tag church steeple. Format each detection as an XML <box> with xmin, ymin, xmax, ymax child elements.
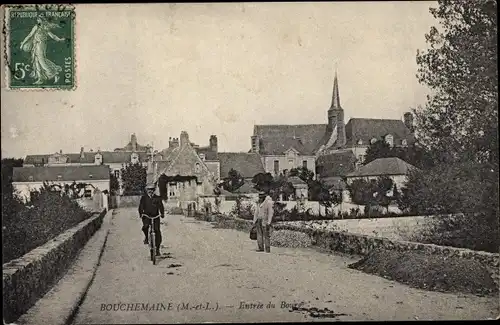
<box><xmin>329</xmin><ymin>70</ymin><xmax>342</xmax><ymax>110</ymax></box>
<box><xmin>326</xmin><ymin>68</ymin><xmax>346</xmax><ymax>148</ymax></box>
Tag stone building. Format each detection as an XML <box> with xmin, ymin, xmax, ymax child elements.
<box><xmin>12</xmin><ymin>165</ymin><xmax>110</xmax><ymax>202</ymax></box>
<box><xmin>24</xmin><ymin>134</ymin><xmax>158</xmax><ymax>195</ymax></box>
<box><xmin>151</xmin><ymin>131</ymin><xmax>218</xmax><ymax>209</ymax></box>
<box><xmin>249</xmin><ymin>71</ymin><xmax>416</xmax><ymax>183</ymax></box>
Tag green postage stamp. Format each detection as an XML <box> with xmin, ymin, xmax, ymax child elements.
<box><xmin>4</xmin><ymin>4</ymin><xmax>76</xmax><ymax>90</ymax></box>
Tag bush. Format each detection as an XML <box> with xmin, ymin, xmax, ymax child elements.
<box><xmin>399</xmin><ymin>162</ymin><xmax>499</xmax><ymax>252</ymax></box>
<box><xmin>3</xmin><ymin>186</ymin><xmax>93</xmax><ymax>264</ymax></box>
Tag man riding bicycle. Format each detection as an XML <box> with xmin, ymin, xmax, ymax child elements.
<box><xmin>139</xmin><ymin>183</ymin><xmax>165</xmax><ymax>256</ymax></box>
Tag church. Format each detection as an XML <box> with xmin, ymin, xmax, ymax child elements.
<box><xmin>249</xmin><ymin>72</ymin><xmax>416</xmax><ymax>188</ymax></box>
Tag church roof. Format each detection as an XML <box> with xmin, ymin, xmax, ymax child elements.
<box><xmin>218</xmin><ymin>152</ymin><xmax>265</xmax><ymax>179</ymax></box>
<box><xmin>346</xmin><ymin>157</ymin><xmax>418</xmax><ymax>177</ymax></box>
<box><xmin>317</xmin><ymin>150</ymin><xmax>357</xmax><ymax>178</ymax></box>
<box><xmin>345</xmin><ymin>118</ymin><xmax>414</xmax><ymax>146</ymax></box>
<box><xmin>254</xmin><ymin>124</ymin><xmax>327</xmax><ymax>155</ymax></box>
<box><xmin>12</xmin><ymin>165</ymin><xmax>110</xmax><ymax>182</ymax></box>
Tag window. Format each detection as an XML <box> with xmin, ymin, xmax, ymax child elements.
<box><xmin>131</xmin><ymin>153</ymin><xmax>139</xmax><ymax>164</ymax></box>
<box><xmin>357</xmin><ymin>139</ymin><xmax>363</xmax><ymax>145</ymax></box>
<box><xmin>195</xmin><ymin>163</ymin><xmax>201</xmax><ymax>173</ymax></box>
<box><xmin>84</xmin><ymin>189</ymin><xmax>92</xmax><ymax>198</ymax></box>
<box><xmin>302</xmin><ymin>160</ymin><xmax>308</xmax><ymax>169</ymax></box>
<box><xmin>89</xmin><ymin>174</ymin><xmax>93</xmax><ymax>179</ymax></box>
<box><xmin>288</xmin><ymin>159</ymin><xmax>294</xmax><ymax>167</ymax></box>
<box><xmin>385</xmin><ymin>134</ymin><xmax>394</xmax><ymax>147</ymax></box>
<box><xmin>273</xmin><ymin>160</ymin><xmax>279</xmax><ymax>175</ymax></box>
<box><xmin>57</xmin><ymin>175</ymin><xmax>62</xmax><ymax>181</ymax></box>
<box><xmin>401</xmin><ymin>139</ymin><xmax>408</xmax><ymax>147</ymax></box>
<box><xmin>199</xmin><ymin>153</ymin><xmax>206</xmax><ymax>161</ymax></box>
<box><xmin>28</xmin><ymin>175</ymin><xmax>34</xmax><ymax>181</ymax></box>
<box><xmin>94</xmin><ymin>154</ymin><xmax>102</xmax><ymax>165</ymax></box>
<box><xmin>114</xmin><ymin>170</ymin><xmax>120</xmax><ymax>178</ymax></box>
<box><xmin>169</xmin><ymin>182</ymin><xmax>176</xmax><ymax>197</ymax></box>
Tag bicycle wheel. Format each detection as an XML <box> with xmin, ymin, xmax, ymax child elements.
<box><xmin>150</xmin><ymin>227</ymin><xmax>155</xmax><ymax>262</ymax></box>
<box><xmin>150</xmin><ymin>227</ymin><xmax>156</xmax><ymax>265</ymax></box>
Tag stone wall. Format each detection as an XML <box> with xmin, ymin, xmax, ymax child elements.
<box><xmin>2</xmin><ymin>209</ymin><xmax>106</xmax><ymax>323</ymax></box>
<box><xmin>209</xmin><ymin>214</ymin><xmax>499</xmax><ymax>286</ymax></box>
<box><xmin>284</xmin><ymin>217</ymin><xmax>432</xmax><ymax>241</ymax></box>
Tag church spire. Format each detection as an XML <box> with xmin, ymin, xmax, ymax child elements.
<box><xmin>329</xmin><ymin>69</ymin><xmax>341</xmax><ymax>110</ymax></box>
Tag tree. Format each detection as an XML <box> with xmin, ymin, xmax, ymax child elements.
<box><xmin>363</xmin><ymin>138</ymin><xmax>434</xmax><ymax>170</ymax></box>
<box><xmin>1</xmin><ymin>158</ymin><xmax>24</xmax><ymax>196</ymax></box>
<box><xmin>363</xmin><ymin>139</ymin><xmax>392</xmax><ymax>165</ymax></box>
<box><xmin>252</xmin><ymin>172</ymin><xmax>274</xmax><ymax>193</ymax></box>
<box><xmin>120</xmin><ymin>163</ymin><xmax>147</xmax><ymax>196</ymax></box>
<box><xmin>398</xmin><ymin>161</ymin><xmax>498</xmax><ymax>252</ymax></box>
<box><xmin>415</xmin><ymin>0</ymin><xmax>498</xmax><ymax>165</ymax></box>
<box><xmin>307</xmin><ymin>180</ymin><xmax>341</xmax><ymax>217</ymax></box>
<box><xmin>222</xmin><ymin>168</ymin><xmax>245</xmax><ymax>192</ymax></box>
<box><xmin>373</xmin><ymin>176</ymin><xmax>394</xmax><ymax>213</ymax></box>
<box><xmin>289</xmin><ymin>167</ymin><xmax>314</xmax><ymax>183</ymax></box>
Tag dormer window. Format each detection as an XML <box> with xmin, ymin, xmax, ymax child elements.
<box><xmin>401</xmin><ymin>139</ymin><xmax>408</xmax><ymax>147</ymax></box>
<box><xmin>195</xmin><ymin>163</ymin><xmax>201</xmax><ymax>173</ymax></box>
<box><xmin>370</xmin><ymin>138</ymin><xmax>377</xmax><ymax>144</ymax></box>
<box><xmin>385</xmin><ymin>134</ymin><xmax>394</xmax><ymax>147</ymax></box>
<box><xmin>94</xmin><ymin>153</ymin><xmax>103</xmax><ymax>165</ymax></box>
<box><xmin>357</xmin><ymin>139</ymin><xmax>363</xmax><ymax>145</ymax></box>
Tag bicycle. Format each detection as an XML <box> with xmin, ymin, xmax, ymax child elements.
<box><xmin>141</xmin><ymin>213</ymin><xmax>161</xmax><ymax>265</ymax></box>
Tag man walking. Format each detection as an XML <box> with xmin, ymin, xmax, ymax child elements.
<box><xmin>139</xmin><ymin>183</ymin><xmax>165</xmax><ymax>256</ymax></box>
<box><xmin>253</xmin><ymin>191</ymin><xmax>274</xmax><ymax>253</ymax></box>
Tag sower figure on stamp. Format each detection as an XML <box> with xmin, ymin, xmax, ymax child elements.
<box><xmin>139</xmin><ymin>183</ymin><xmax>165</xmax><ymax>256</ymax></box>
<box><xmin>253</xmin><ymin>191</ymin><xmax>274</xmax><ymax>253</ymax></box>
<box><xmin>19</xmin><ymin>16</ymin><xmax>65</xmax><ymax>85</ymax></box>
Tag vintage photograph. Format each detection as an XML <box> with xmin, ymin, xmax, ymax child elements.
<box><xmin>1</xmin><ymin>2</ymin><xmax>498</xmax><ymax>324</ymax></box>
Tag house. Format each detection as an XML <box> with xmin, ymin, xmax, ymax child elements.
<box><xmin>23</xmin><ymin>134</ymin><xmax>156</xmax><ymax>195</ymax></box>
<box><xmin>250</xmin><ymin>71</ymin><xmax>416</xmax><ymax>177</ymax></box>
<box><xmin>316</xmin><ymin>149</ymin><xmax>357</xmax><ymax>202</ymax></box>
<box><xmin>345</xmin><ymin>157</ymin><xmax>418</xmax><ymax>200</ymax></box>
<box><xmin>152</xmin><ymin>131</ymin><xmax>218</xmax><ymax>209</ymax></box>
<box><xmin>12</xmin><ymin>165</ymin><xmax>110</xmax><ymax>202</ymax></box>
<box><xmin>288</xmin><ymin>176</ymin><xmax>308</xmax><ymax>199</ymax></box>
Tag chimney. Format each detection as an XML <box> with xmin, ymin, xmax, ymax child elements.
<box><xmin>251</xmin><ymin>135</ymin><xmax>259</xmax><ymax>153</ymax></box>
<box><xmin>180</xmin><ymin>131</ymin><xmax>190</xmax><ymax>147</ymax></box>
<box><xmin>209</xmin><ymin>135</ymin><xmax>218</xmax><ymax>153</ymax></box>
<box><xmin>59</xmin><ymin>149</ymin><xmax>62</xmax><ymax>154</ymax></box>
<box><xmin>80</xmin><ymin>147</ymin><xmax>85</xmax><ymax>159</ymax></box>
<box><xmin>404</xmin><ymin>112</ymin><xmax>414</xmax><ymax>133</ymax></box>
<box><xmin>169</xmin><ymin>137</ymin><xmax>179</xmax><ymax>148</ymax></box>
<box><xmin>131</xmin><ymin>133</ymin><xmax>137</xmax><ymax>151</ymax></box>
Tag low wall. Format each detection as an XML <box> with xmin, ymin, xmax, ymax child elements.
<box><xmin>211</xmin><ymin>214</ymin><xmax>499</xmax><ymax>286</ymax></box>
<box><xmin>2</xmin><ymin>209</ymin><xmax>106</xmax><ymax>323</ymax></box>
<box><xmin>212</xmin><ymin>200</ymin><xmax>402</xmax><ymax>216</ymax></box>
<box><xmin>284</xmin><ymin>216</ymin><xmax>431</xmax><ymax>241</ymax></box>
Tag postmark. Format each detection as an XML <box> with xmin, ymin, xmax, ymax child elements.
<box><xmin>4</xmin><ymin>4</ymin><xmax>76</xmax><ymax>90</ymax></box>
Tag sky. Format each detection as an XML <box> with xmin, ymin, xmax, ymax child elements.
<box><xmin>1</xmin><ymin>2</ymin><xmax>437</xmax><ymax>159</ymax></box>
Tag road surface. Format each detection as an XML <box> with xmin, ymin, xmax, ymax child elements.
<box><xmin>72</xmin><ymin>208</ymin><xmax>499</xmax><ymax>323</ymax></box>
